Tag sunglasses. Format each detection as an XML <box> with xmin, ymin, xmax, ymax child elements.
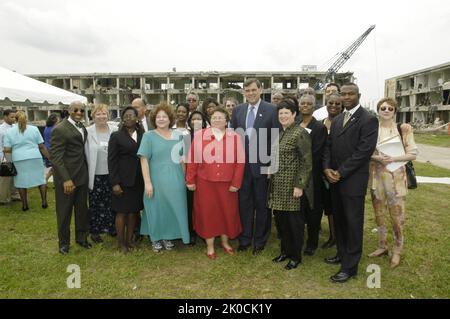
<box><xmin>380</xmin><ymin>106</ymin><xmax>395</xmax><ymax>112</ymax></box>
<box><xmin>73</xmin><ymin>108</ymin><xmax>85</xmax><ymax>113</ymax></box>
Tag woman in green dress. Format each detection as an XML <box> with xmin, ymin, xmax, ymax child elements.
<box><xmin>268</xmin><ymin>99</ymin><xmax>312</xmax><ymax>270</ymax></box>
<box><xmin>138</xmin><ymin>103</ymin><xmax>190</xmax><ymax>252</ymax></box>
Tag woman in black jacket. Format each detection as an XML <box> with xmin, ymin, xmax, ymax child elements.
<box><xmin>108</xmin><ymin>107</ymin><xmax>144</xmax><ymax>253</ymax></box>
<box><xmin>299</xmin><ymin>94</ymin><xmax>328</xmax><ymax>256</ymax></box>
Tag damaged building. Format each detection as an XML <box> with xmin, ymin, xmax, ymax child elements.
<box><xmin>385</xmin><ymin>61</ymin><xmax>450</xmax><ymax>125</ymax></box>
<box><xmin>6</xmin><ymin>69</ymin><xmax>353</xmax><ymax>123</ymax></box>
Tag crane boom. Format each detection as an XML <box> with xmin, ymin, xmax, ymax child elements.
<box><xmin>315</xmin><ymin>25</ymin><xmax>376</xmax><ymax>89</ymax></box>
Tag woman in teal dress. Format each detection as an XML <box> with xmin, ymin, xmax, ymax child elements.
<box><xmin>138</xmin><ymin>103</ymin><xmax>190</xmax><ymax>252</ymax></box>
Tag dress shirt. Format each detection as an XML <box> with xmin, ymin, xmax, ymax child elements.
<box><xmin>0</xmin><ymin>122</ymin><xmax>13</xmax><ymax>159</ymax></box>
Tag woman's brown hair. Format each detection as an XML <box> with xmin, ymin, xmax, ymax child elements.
<box><xmin>150</xmin><ymin>102</ymin><xmax>176</xmax><ymax>128</ymax></box>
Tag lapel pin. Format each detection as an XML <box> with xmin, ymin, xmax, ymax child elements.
<box><xmin>259</xmin><ymin>114</ymin><xmax>262</xmax><ymax>117</ymax></box>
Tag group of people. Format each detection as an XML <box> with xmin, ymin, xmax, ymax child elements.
<box><xmin>0</xmin><ymin>78</ymin><xmax>417</xmax><ymax>283</ymax></box>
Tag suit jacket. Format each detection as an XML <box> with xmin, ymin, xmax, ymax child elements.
<box><xmin>231</xmin><ymin>100</ymin><xmax>280</xmax><ymax>177</ymax></box>
<box><xmin>108</xmin><ymin>129</ymin><xmax>143</xmax><ymax>188</ymax></box>
<box><xmin>306</xmin><ymin>117</ymin><xmax>328</xmax><ymax>205</ymax></box>
<box><xmin>307</xmin><ymin>117</ymin><xmax>327</xmax><ymax>180</ymax></box>
<box><xmin>85</xmin><ymin>123</ymin><xmax>118</xmax><ymax>190</ymax></box>
<box><xmin>50</xmin><ymin>118</ymin><xmax>88</xmax><ymax>186</ymax></box>
<box><xmin>323</xmin><ymin>106</ymin><xmax>378</xmax><ymax>196</ymax></box>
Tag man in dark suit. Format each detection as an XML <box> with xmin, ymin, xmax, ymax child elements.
<box><xmin>323</xmin><ymin>83</ymin><xmax>378</xmax><ymax>282</ymax></box>
<box><xmin>132</xmin><ymin>98</ymin><xmax>152</xmax><ymax>131</ymax></box>
<box><xmin>50</xmin><ymin>101</ymin><xmax>91</xmax><ymax>254</ymax></box>
<box><xmin>231</xmin><ymin>78</ymin><xmax>279</xmax><ymax>255</ymax></box>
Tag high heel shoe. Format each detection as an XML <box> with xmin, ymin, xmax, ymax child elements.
<box><xmin>390</xmin><ymin>253</ymin><xmax>401</xmax><ymax>268</ymax></box>
<box><xmin>368</xmin><ymin>248</ymin><xmax>388</xmax><ymax>258</ymax></box>
<box><xmin>220</xmin><ymin>243</ymin><xmax>235</xmax><ymax>255</ymax></box>
<box><xmin>206</xmin><ymin>252</ymin><xmax>217</xmax><ymax>260</ymax></box>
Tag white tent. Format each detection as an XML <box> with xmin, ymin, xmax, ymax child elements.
<box><xmin>0</xmin><ymin>66</ymin><xmax>87</xmax><ymax>105</ymax></box>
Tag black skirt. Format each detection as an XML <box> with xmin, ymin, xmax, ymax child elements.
<box><xmin>111</xmin><ymin>179</ymin><xmax>144</xmax><ymax>214</ymax></box>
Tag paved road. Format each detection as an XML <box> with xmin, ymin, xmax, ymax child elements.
<box><xmin>416</xmin><ymin>144</ymin><xmax>450</xmax><ymax>170</ymax></box>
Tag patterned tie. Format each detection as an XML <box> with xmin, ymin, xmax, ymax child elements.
<box><xmin>75</xmin><ymin>122</ymin><xmax>84</xmax><ymax>128</ymax></box>
<box><xmin>246</xmin><ymin>106</ymin><xmax>255</xmax><ymax>136</ymax></box>
<box><xmin>343</xmin><ymin>110</ymin><xmax>351</xmax><ymax>127</ymax></box>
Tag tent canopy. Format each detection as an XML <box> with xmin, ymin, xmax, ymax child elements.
<box><xmin>0</xmin><ymin>66</ymin><xmax>87</xmax><ymax>105</ymax></box>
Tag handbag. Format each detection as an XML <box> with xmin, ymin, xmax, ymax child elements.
<box><xmin>397</xmin><ymin>124</ymin><xmax>417</xmax><ymax>189</ymax></box>
<box><xmin>0</xmin><ymin>156</ymin><xmax>17</xmax><ymax>177</ymax></box>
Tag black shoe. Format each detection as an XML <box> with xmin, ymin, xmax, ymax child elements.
<box><xmin>76</xmin><ymin>241</ymin><xmax>92</xmax><ymax>249</ymax></box>
<box><xmin>22</xmin><ymin>206</ymin><xmax>29</xmax><ymax>211</ymax></box>
<box><xmin>324</xmin><ymin>255</ymin><xmax>341</xmax><ymax>264</ymax></box>
<box><xmin>252</xmin><ymin>247</ymin><xmax>264</xmax><ymax>256</ymax></box>
<box><xmin>59</xmin><ymin>245</ymin><xmax>70</xmax><ymax>255</ymax></box>
<box><xmin>285</xmin><ymin>260</ymin><xmax>301</xmax><ymax>270</ymax></box>
<box><xmin>304</xmin><ymin>248</ymin><xmax>316</xmax><ymax>256</ymax></box>
<box><xmin>90</xmin><ymin>234</ymin><xmax>103</xmax><ymax>244</ymax></box>
<box><xmin>272</xmin><ymin>254</ymin><xmax>288</xmax><ymax>263</ymax></box>
<box><xmin>237</xmin><ymin>245</ymin><xmax>250</xmax><ymax>252</ymax></box>
<box><xmin>42</xmin><ymin>202</ymin><xmax>48</xmax><ymax>209</ymax></box>
<box><xmin>132</xmin><ymin>233</ymin><xmax>143</xmax><ymax>243</ymax></box>
<box><xmin>330</xmin><ymin>271</ymin><xmax>357</xmax><ymax>283</ymax></box>
<box><xmin>321</xmin><ymin>239</ymin><xmax>336</xmax><ymax>249</ymax></box>
<box><xmin>188</xmin><ymin>235</ymin><xmax>197</xmax><ymax>246</ymax></box>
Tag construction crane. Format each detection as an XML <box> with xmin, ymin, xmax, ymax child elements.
<box><xmin>314</xmin><ymin>25</ymin><xmax>376</xmax><ymax>90</ymax></box>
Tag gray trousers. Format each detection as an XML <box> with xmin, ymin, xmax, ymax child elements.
<box><xmin>55</xmin><ymin>183</ymin><xmax>89</xmax><ymax>247</ymax></box>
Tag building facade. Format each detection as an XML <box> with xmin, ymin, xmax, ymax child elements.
<box><xmin>385</xmin><ymin>62</ymin><xmax>450</xmax><ymax>124</ymax></box>
<box><xmin>0</xmin><ymin>70</ymin><xmax>353</xmax><ymax>124</ymax></box>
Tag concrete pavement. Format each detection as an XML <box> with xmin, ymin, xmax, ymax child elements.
<box><xmin>416</xmin><ymin>143</ymin><xmax>450</xmax><ymax>170</ymax></box>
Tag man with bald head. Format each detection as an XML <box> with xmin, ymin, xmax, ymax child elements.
<box><xmin>132</xmin><ymin>98</ymin><xmax>152</xmax><ymax>131</ymax></box>
<box><xmin>51</xmin><ymin>101</ymin><xmax>90</xmax><ymax>254</ymax></box>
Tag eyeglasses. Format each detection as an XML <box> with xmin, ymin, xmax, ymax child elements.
<box><xmin>187</xmin><ymin>99</ymin><xmax>197</xmax><ymax>102</ymax></box>
<box><xmin>380</xmin><ymin>106</ymin><xmax>395</xmax><ymax>112</ymax></box>
<box><xmin>73</xmin><ymin>108</ymin><xmax>85</xmax><ymax>113</ymax></box>
<box><xmin>327</xmin><ymin>102</ymin><xmax>341</xmax><ymax>106</ymax></box>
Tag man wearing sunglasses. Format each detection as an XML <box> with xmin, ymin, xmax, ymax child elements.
<box><xmin>50</xmin><ymin>101</ymin><xmax>91</xmax><ymax>254</ymax></box>
<box><xmin>323</xmin><ymin>83</ymin><xmax>378</xmax><ymax>283</ymax></box>
<box><xmin>186</xmin><ymin>92</ymin><xmax>199</xmax><ymax>114</ymax></box>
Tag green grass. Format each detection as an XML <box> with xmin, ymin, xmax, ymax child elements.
<box><xmin>414</xmin><ymin>133</ymin><xmax>450</xmax><ymax>148</ymax></box>
<box><xmin>0</xmin><ymin>162</ymin><xmax>449</xmax><ymax>299</ymax></box>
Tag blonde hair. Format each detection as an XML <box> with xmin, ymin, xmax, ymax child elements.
<box><xmin>16</xmin><ymin>111</ymin><xmax>27</xmax><ymax>133</ymax></box>
<box><xmin>91</xmin><ymin>104</ymin><xmax>109</xmax><ymax>119</ymax></box>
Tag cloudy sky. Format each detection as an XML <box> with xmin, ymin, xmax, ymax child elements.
<box><xmin>0</xmin><ymin>0</ymin><xmax>449</xmax><ymax>106</ymax></box>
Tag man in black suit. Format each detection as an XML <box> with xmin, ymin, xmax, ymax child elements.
<box><xmin>323</xmin><ymin>83</ymin><xmax>378</xmax><ymax>282</ymax></box>
<box><xmin>50</xmin><ymin>101</ymin><xmax>91</xmax><ymax>254</ymax></box>
<box><xmin>231</xmin><ymin>78</ymin><xmax>279</xmax><ymax>255</ymax></box>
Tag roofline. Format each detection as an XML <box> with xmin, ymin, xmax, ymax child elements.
<box><xmin>386</xmin><ymin>61</ymin><xmax>450</xmax><ymax>81</ymax></box>
<box><xmin>26</xmin><ymin>71</ymin><xmax>354</xmax><ymax>78</ymax></box>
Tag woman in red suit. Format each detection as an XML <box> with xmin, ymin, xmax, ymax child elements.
<box><xmin>186</xmin><ymin>107</ymin><xmax>245</xmax><ymax>259</ymax></box>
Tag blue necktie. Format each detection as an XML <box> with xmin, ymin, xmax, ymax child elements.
<box><xmin>246</xmin><ymin>106</ymin><xmax>255</xmax><ymax>136</ymax></box>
